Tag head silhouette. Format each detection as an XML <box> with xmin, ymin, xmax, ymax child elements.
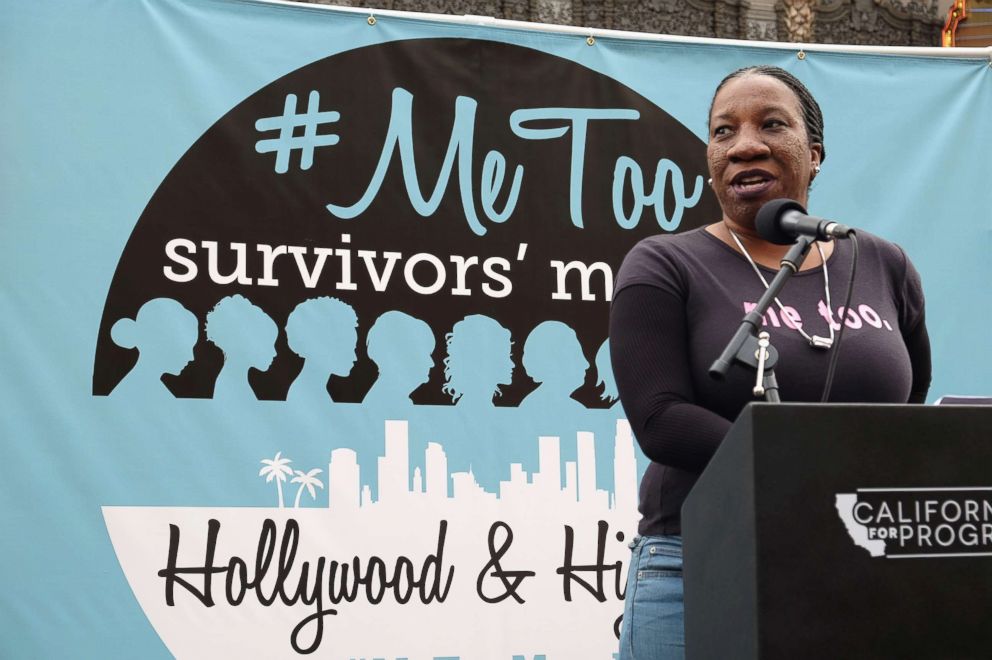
<box><xmin>522</xmin><ymin>321</ymin><xmax>589</xmax><ymax>395</ymax></box>
<box><xmin>285</xmin><ymin>296</ymin><xmax>358</xmax><ymax>376</ymax></box>
<box><xmin>442</xmin><ymin>314</ymin><xmax>514</xmax><ymax>405</ymax></box>
<box><xmin>595</xmin><ymin>339</ymin><xmax>618</xmax><ymax>404</ymax></box>
<box><xmin>366</xmin><ymin>311</ymin><xmax>435</xmax><ymax>400</ymax></box>
<box><xmin>205</xmin><ymin>294</ymin><xmax>277</xmax><ymax>371</ymax></box>
<box><xmin>110</xmin><ymin>298</ymin><xmax>198</xmax><ymax>395</ymax></box>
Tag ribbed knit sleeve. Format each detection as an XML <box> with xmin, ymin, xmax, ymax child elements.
<box><xmin>905</xmin><ymin>319</ymin><xmax>931</xmax><ymax>404</ymax></box>
<box><xmin>609</xmin><ymin>283</ymin><xmax>732</xmax><ymax>473</ymax></box>
<box><xmin>894</xmin><ymin>244</ymin><xmax>932</xmax><ymax>403</ymax></box>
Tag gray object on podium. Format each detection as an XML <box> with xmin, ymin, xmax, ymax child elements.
<box><xmin>682</xmin><ymin>403</ymin><xmax>992</xmax><ymax>660</ymax></box>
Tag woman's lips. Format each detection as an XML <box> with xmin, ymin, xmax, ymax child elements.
<box><xmin>730</xmin><ymin>174</ymin><xmax>776</xmax><ymax>200</ymax></box>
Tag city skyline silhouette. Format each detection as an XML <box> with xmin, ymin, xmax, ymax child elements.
<box><xmin>324</xmin><ymin>418</ymin><xmax>638</xmax><ymax>512</ymax></box>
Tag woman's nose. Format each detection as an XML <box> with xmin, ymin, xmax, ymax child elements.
<box><xmin>727</xmin><ymin>126</ymin><xmax>770</xmax><ymax>161</ymax></box>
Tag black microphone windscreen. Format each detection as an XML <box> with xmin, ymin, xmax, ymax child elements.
<box><xmin>756</xmin><ymin>198</ymin><xmax>807</xmax><ymax>245</ymax></box>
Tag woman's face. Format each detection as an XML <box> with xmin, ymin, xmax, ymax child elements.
<box><xmin>251</xmin><ymin>322</ymin><xmax>279</xmax><ymax>370</ymax></box>
<box><xmin>491</xmin><ymin>331</ymin><xmax>514</xmax><ymax>386</ymax></box>
<box><xmin>330</xmin><ymin>328</ymin><xmax>358</xmax><ymax>377</ymax></box>
<box><xmin>706</xmin><ymin>74</ymin><xmax>822</xmax><ymax>229</ymax></box>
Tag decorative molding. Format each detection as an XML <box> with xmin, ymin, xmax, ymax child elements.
<box><xmin>747</xmin><ymin>18</ymin><xmax>780</xmax><ymax>39</ymax></box>
<box><xmin>298</xmin><ymin>0</ymin><xmax>942</xmax><ymax>45</ymax></box>
<box><xmin>782</xmin><ymin>0</ymin><xmax>816</xmax><ymax>41</ymax></box>
<box><xmin>779</xmin><ymin>0</ymin><xmax>943</xmax><ymax>45</ymax></box>
<box><xmin>387</xmin><ymin>0</ymin><xmax>502</xmax><ymax>14</ymax></box>
<box><xmin>569</xmin><ymin>0</ymin><xmax>749</xmax><ymax>37</ymax></box>
<box><xmin>746</xmin><ymin>0</ymin><xmax>781</xmax><ymax>40</ymax></box>
<box><xmin>533</xmin><ymin>0</ymin><xmax>573</xmax><ymax>24</ymax></box>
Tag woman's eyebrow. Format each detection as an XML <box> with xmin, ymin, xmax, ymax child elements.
<box><xmin>712</xmin><ymin>103</ymin><xmax>793</xmax><ymax>122</ymax></box>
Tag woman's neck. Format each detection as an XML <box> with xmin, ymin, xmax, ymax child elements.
<box><xmin>289</xmin><ymin>361</ymin><xmax>332</xmax><ymax>400</ymax></box>
<box><xmin>706</xmin><ymin>218</ymin><xmax>831</xmax><ymax>271</ymax></box>
<box><xmin>214</xmin><ymin>363</ymin><xmax>256</xmax><ymax>400</ymax></box>
<box><xmin>120</xmin><ymin>363</ymin><xmax>174</xmax><ymax>397</ymax></box>
<box><xmin>364</xmin><ymin>379</ymin><xmax>413</xmax><ymax>404</ymax></box>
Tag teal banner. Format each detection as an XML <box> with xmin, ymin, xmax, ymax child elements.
<box><xmin>2</xmin><ymin>1</ymin><xmax>989</xmax><ymax>657</ymax></box>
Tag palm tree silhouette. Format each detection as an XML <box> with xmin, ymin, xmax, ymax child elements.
<box><xmin>259</xmin><ymin>452</ymin><xmax>294</xmax><ymax>507</ymax></box>
<box><xmin>291</xmin><ymin>468</ymin><xmax>325</xmax><ymax>508</ymax></box>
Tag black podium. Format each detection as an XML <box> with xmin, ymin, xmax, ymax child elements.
<box><xmin>682</xmin><ymin>403</ymin><xmax>992</xmax><ymax>660</ymax></box>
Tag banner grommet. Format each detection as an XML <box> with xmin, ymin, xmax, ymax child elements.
<box><xmin>367</xmin><ymin>15</ymin><xmax>377</xmax><ymax>26</ymax></box>
<box><xmin>586</xmin><ymin>36</ymin><xmax>596</xmax><ymax>46</ymax></box>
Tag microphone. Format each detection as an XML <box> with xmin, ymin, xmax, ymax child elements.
<box><xmin>756</xmin><ymin>199</ymin><xmax>853</xmax><ymax>245</ymax></box>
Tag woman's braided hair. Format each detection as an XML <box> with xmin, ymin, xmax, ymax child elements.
<box><xmin>709</xmin><ymin>65</ymin><xmax>826</xmax><ymax>163</ymax></box>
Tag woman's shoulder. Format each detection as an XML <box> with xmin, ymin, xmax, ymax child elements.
<box><xmin>844</xmin><ymin>229</ymin><xmax>925</xmax><ymax>328</ymax></box>
<box><xmin>614</xmin><ymin>226</ymin><xmax>714</xmax><ymax>294</ymax></box>
<box><xmin>849</xmin><ymin>228</ymin><xmax>907</xmax><ymax>256</ymax></box>
<box><xmin>620</xmin><ymin>226</ymin><xmax>714</xmax><ymax>262</ymax></box>
<box><xmin>843</xmin><ymin>229</ymin><xmax>915</xmax><ymax>278</ymax></box>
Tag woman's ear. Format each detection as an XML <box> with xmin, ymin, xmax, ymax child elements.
<box><xmin>810</xmin><ymin>144</ymin><xmax>823</xmax><ymax>180</ymax></box>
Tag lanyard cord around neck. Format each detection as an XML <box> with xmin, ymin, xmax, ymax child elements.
<box><xmin>728</xmin><ymin>228</ymin><xmax>835</xmax><ymax>350</ymax></box>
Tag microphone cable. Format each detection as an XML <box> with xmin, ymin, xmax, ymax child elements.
<box><xmin>821</xmin><ymin>231</ymin><xmax>859</xmax><ymax>402</ymax></box>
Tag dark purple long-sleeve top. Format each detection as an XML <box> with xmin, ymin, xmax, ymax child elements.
<box><xmin>610</xmin><ymin>227</ymin><xmax>931</xmax><ymax>535</ymax></box>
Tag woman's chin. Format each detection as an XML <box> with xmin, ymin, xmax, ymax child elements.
<box><xmin>723</xmin><ymin>201</ymin><xmax>762</xmax><ymax>228</ymax></box>
<box><xmin>731</xmin><ymin>183</ymin><xmax>779</xmax><ymax>205</ymax></box>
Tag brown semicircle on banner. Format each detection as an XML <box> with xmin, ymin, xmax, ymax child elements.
<box><xmin>93</xmin><ymin>38</ymin><xmax>719</xmax><ymax>404</ymax></box>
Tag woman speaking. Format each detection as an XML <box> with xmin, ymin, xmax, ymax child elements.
<box><xmin>611</xmin><ymin>65</ymin><xmax>931</xmax><ymax>660</ymax></box>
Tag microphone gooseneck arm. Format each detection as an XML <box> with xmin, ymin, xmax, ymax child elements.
<box><xmin>709</xmin><ymin>235</ymin><xmax>815</xmax><ymax>401</ymax></box>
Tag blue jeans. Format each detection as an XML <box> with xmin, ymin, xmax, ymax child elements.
<box><xmin>617</xmin><ymin>535</ymin><xmax>684</xmax><ymax>660</ymax></box>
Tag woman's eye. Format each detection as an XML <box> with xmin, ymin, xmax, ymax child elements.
<box><xmin>713</xmin><ymin>126</ymin><xmax>730</xmax><ymax>137</ymax></box>
<box><xmin>765</xmin><ymin>119</ymin><xmax>785</xmax><ymax>129</ymax></box>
